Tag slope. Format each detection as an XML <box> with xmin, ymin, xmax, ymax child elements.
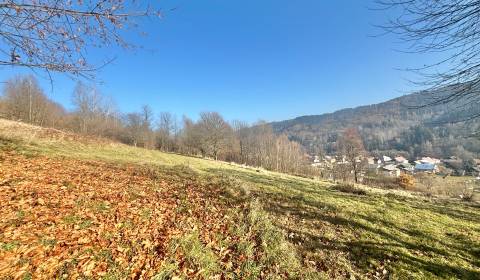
<box><xmin>0</xmin><ymin>119</ymin><xmax>479</xmax><ymax>279</ymax></box>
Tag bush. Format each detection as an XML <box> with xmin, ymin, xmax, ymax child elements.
<box><xmin>397</xmin><ymin>174</ymin><xmax>415</xmax><ymax>190</ymax></box>
<box><xmin>363</xmin><ymin>175</ymin><xmax>398</xmax><ymax>189</ymax></box>
<box><xmin>460</xmin><ymin>185</ymin><xmax>475</xmax><ymax>201</ymax></box>
<box><xmin>334</xmin><ymin>183</ymin><xmax>367</xmax><ymax>195</ymax></box>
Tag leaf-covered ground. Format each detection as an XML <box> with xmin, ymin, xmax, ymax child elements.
<box><xmin>0</xmin><ymin>150</ymin><xmax>315</xmax><ymax>279</ymax></box>
<box><xmin>0</xmin><ymin>152</ymin><xmax>216</xmax><ymax>278</ymax></box>
<box><xmin>1</xmin><ymin>119</ymin><xmax>480</xmax><ymax>279</ymax></box>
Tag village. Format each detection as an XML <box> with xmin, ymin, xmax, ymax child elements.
<box><xmin>311</xmin><ymin>154</ymin><xmax>480</xmax><ymax>178</ymax></box>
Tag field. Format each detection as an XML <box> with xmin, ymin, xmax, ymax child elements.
<box><xmin>1</xmin><ymin>119</ymin><xmax>479</xmax><ymax>279</ymax></box>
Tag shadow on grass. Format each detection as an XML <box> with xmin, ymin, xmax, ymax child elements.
<box><xmin>206</xmin><ymin>167</ymin><xmax>480</xmax><ymax>279</ymax></box>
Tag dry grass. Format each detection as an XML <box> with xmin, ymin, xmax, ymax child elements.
<box><xmin>413</xmin><ymin>173</ymin><xmax>479</xmax><ymax>200</ymax></box>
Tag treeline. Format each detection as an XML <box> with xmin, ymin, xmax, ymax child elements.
<box><xmin>0</xmin><ymin>75</ymin><xmax>311</xmax><ymax>175</ymax></box>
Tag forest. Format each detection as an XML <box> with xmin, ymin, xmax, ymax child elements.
<box><xmin>271</xmin><ymin>89</ymin><xmax>480</xmax><ymax>161</ymax></box>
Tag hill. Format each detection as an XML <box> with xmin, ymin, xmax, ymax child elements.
<box><xmin>271</xmin><ymin>91</ymin><xmax>480</xmax><ymax>159</ymax></box>
<box><xmin>0</xmin><ymin>119</ymin><xmax>479</xmax><ymax>279</ymax></box>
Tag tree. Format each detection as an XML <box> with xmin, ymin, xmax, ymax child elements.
<box><xmin>197</xmin><ymin>112</ymin><xmax>233</xmax><ymax>160</ymax></box>
<box><xmin>156</xmin><ymin>112</ymin><xmax>177</xmax><ymax>152</ymax></box>
<box><xmin>180</xmin><ymin>116</ymin><xmax>204</xmax><ymax>156</ymax></box>
<box><xmin>1</xmin><ymin>75</ymin><xmax>50</xmax><ymax>126</ymax></box>
<box><xmin>378</xmin><ymin>0</ymin><xmax>480</xmax><ymax>122</ymax></box>
<box><xmin>140</xmin><ymin>105</ymin><xmax>155</xmax><ymax>149</ymax></box>
<box><xmin>123</xmin><ymin>112</ymin><xmax>143</xmax><ymax>147</ymax></box>
<box><xmin>338</xmin><ymin>128</ymin><xmax>366</xmax><ymax>183</ymax></box>
<box><xmin>231</xmin><ymin>120</ymin><xmax>249</xmax><ymax>163</ymax></box>
<box><xmin>0</xmin><ymin>1</ymin><xmax>158</xmax><ymax>77</ymax></box>
<box><xmin>72</xmin><ymin>82</ymin><xmax>104</xmax><ymax>134</ymax></box>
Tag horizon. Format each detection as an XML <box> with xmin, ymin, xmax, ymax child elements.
<box><xmin>0</xmin><ymin>0</ymin><xmax>444</xmax><ymax>123</ymax></box>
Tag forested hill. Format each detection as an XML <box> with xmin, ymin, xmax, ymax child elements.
<box><xmin>271</xmin><ymin>90</ymin><xmax>480</xmax><ymax>159</ymax></box>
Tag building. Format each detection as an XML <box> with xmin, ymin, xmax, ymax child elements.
<box><xmin>366</xmin><ymin>157</ymin><xmax>381</xmax><ymax>173</ymax></box>
<box><xmin>414</xmin><ymin>163</ymin><xmax>438</xmax><ymax>174</ymax></box>
<box><xmin>398</xmin><ymin>162</ymin><xmax>414</xmax><ymax>174</ymax></box>
<box><xmin>420</xmin><ymin>157</ymin><xmax>441</xmax><ymax>165</ymax></box>
<box><xmin>395</xmin><ymin>156</ymin><xmax>409</xmax><ymax>164</ymax></box>
<box><xmin>382</xmin><ymin>155</ymin><xmax>393</xmax><ymax>163</ymax></box>
<box><xmin>381</xmin><ymin>164</ymin><xmax>401</xmax><ymax>177</ymax></box>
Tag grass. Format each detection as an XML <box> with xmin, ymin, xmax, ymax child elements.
<box><xmin>208</xmin><ymin>168</ymin><xmax>480</xmax><ymax>279</ymax></box>
<box><xmin>1</xmin><ymin>119</ymin><xmax>480</xmax><ymax>279</ymax></box>
<box><xmin>174</xmin><ymin>231</ymin><xmax>221</xmax><ymax>278</ymax></box>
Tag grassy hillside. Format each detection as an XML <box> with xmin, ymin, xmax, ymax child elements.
<box><xmin>1</xmin><ymin>119</ymin><xmax>479</xmax><ymax>279</ymax></box>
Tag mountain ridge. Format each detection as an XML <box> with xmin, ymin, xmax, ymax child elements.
<box><xmin>270</xmin><ymin>90</ymin><xmax>480</xmax><ymax>159</ymax></box>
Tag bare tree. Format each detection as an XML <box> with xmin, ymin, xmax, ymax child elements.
<box><xmin>338</xmin><ymin>128</ymin><xmax>366</xmax><ymax>183</ymax></box>
<box><xmin>0</xmin><ymin>0</ymin><xmax>159</xmax><ymax>77</ymax></box>
<box><xmin>231</xmin><ymin>120</ymin><xmax>249</xmax><ymax>163</ymax></box>
<box><xmin>180</xmin><ymin>116</ymin><xmax>204</xmax><ymax>156</ymax></box>
<box><xmin>378</xmin><ymin>0</ymin><xmax>480</xmax><ymax>121</ymax></box>
<box><xmin>197</xmin><ymin>112</ymin><xmax>233</xmax><ymax>160</ymax></box>
<box><xmin>1</xmin><ymin>75</ymin><xmax>49</xmax><ymax>125</ymax></box>
<box><xmin>123</xmin><ymin>112</ymin><xmax>143</xmax><ymax>147</ymax></box>
<box><xmin>72</xmin><ymin>82</ymin><xmax>103</xmax><ymax>134</ymax></box>
<box><xmin>140</xmin><ymin>105</ymin><xmax>155</xmax><ymax>149</ymax></box>
<box><xmin>156</xmin><ymin>112</ymin><xmax>177</xmax><ymax>152</ymax></box>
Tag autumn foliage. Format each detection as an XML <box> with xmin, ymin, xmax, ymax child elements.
<box><xmin>397</xmin><ymin>174</ymin><xmax>415</xmax><ymax>190</ymax></box>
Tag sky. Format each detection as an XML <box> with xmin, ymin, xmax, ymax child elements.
<box><xmin>0</xmin><ymin>0</ymin><xmax>443</xmax><ymax>123</ymax></box>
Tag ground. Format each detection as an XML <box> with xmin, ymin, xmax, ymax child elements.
<box><xmin>0</xmin><ymin>119</ymin><xmax>479</xmax><ymax>279</ymax></box>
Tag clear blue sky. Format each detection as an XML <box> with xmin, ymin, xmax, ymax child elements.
<box><xmin>0</xmin><ymin>0</ymin><xmax>441</xmax><ymax>123</ymax></box>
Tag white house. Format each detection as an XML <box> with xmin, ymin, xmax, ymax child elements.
<box><xmin>382</xmin><ymin>155</ymin><xmax>393</xmax><ymax>163</ymax></box>
<box><xmin>382</xmin><ymin>164</ymin><xmax>401</xmax><ymax>177</ymax></box>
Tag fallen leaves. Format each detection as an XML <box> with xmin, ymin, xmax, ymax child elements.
<box><xmin>0</xmin><ymin>151</ymin><xmax>237</xmax><ymax>279</ymax></box>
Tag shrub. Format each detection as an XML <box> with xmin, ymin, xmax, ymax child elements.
<box><xmin>334</xmin><ymin>183</ymin><xmax>367</xmax><ymax>195</ymax></box>
<box><xmin>460</xmin><ymin>185</ymin><xmax>475</xmax><ymax>202</ymax></box>
<box><xmin>363</xmin><ymin>175</ymin><xmax>398</xmax><ymax>189</ymax></box>
<box><xmin>397</xmin><ymin>174</ymin><xmax>415</xmax><ymax>190</ymax></box>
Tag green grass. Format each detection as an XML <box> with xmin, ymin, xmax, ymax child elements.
<box><xmin>1</xmin><ymin>123</ymin><xmax>480</xmax><ymax>279</ymax></box>
<box><xmin>208</xmin><ymin>168</ymin><xmax>480</xmax><ymax>279</ymax></box>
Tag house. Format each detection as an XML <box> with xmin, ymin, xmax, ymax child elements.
<box><xmin>395</xmin><ymin>156</ymin><xmax>409</xmax><ymax>164</ymax></box>
<box><xmin>414</xmin><ymin>163</ymin><xmax>438</xmax><ymax>174</ymax></box>
<box><xmin>367</xmin><ymin>157</ymin><xmax>381</xmax><ymax>165</ymax></box>
<box><xmin>471</xmin><ymin>166</ymin><xmax>480</xmax><ymax>176</ymax></box>
<box><xmin>398</xmin><ymin>162</ymin><xmax>414</xmax><ymax>174</ymax></box>
<box><xmin>366</xmin><ymin>157</ymin><xmax>381</xmax><ymax>172</ymax></box>
<box><xmin>420</xmin><ymin>157</ymin><xmax>441</xmax><ymax>165</ymax></box>
<box><xmin>324</xmin><ymin>155</ymin><xmax>336</xmax><ymax>164</ymax></box>
<box><xmin>381</xmin><ymin>164</ymin><xmax>401</xmax><ymax>177</ymax></box>
<box><xmin>382</xmin><ymin>155</ymin><xmax>393</xmax><ymax>163</ymax></box>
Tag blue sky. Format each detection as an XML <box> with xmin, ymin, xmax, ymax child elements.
<box><xmin>0</xmin><ymin>0</ymin><xmax>442</xmax><ymax>123</ymax></box>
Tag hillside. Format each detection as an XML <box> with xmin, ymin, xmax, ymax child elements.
<box><xmin>271</xmin><ymin>91</ymin><xmax>480</xmax><ymax>159</ymax></box>
<box><xmin>0</xmin><ymin>119</ymin><xmax>479</xmax><ymax>279</ymax></box>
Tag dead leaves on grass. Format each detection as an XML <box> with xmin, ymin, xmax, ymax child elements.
<box><xmin>0</xmin><ymin>150</ymin><xmax>312</xmax><ymax>279</ymax></box>
<box><xmin>0</xmin><ymin>151</ymin><xmax>235</xmax><ymax>279</ymax></box>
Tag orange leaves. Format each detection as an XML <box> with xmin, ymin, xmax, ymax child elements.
<box><xmin>0</xmin><ymin>151</ymin><xmax>244</xmax><ymax>279</ymax></box>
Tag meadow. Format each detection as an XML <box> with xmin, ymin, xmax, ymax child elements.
<box><xmin>1</xmin><ymin>119</ymin><xmax>479</xmax><ymax>279</ymax></box>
